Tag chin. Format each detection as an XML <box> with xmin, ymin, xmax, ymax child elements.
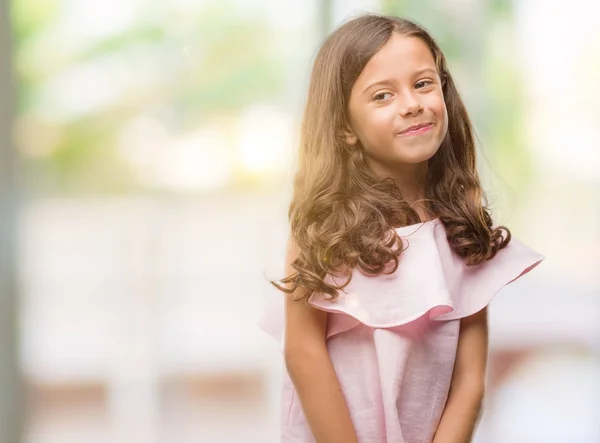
<box><xmin>395</xmin><ymin>144</ymin><xmax>439</xmax><ymax>163</ymax></box>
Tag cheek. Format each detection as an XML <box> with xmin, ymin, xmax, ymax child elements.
<box><xmin>354</xmin><ymin>108</ymin><xmax>396</xmax><ymax>141</ymax></box>
<box><xmin>426</xmin><ymin>96</ymin><xmax>448</xmax><ymax>136</ymax></box>
<box><xmin>438</xmin><ymin>104</ymin><xmax>449</xmax><ymax>135</ymax></box>
<box><xmin>366</xmin><ymin>108</ymin><xmax>398</xmax><ymax>133</ymax></box>
<box><xmin>424</xmin><ymin>92</ymin><xmax>446</xmax><ymax>119</ymax></box>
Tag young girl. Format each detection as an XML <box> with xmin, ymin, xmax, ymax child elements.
<box><xmin>258</xmin><ymin>14</ymin><xmax>544</xmax><ymax>443</ymax></box>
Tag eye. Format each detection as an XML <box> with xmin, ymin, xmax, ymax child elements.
<box><xmin>373</xmin><ymin>92</ymin><xmax>393</xmax><ymax>102</ymax></box>
<box><xmin>415</xmin><ymin>80</ymin><xmax>433</xmax><ymax>89</ymax></box>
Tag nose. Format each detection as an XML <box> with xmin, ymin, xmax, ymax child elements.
<box><xmin>398</xmin><ymin>90</ymin><xmax>423</xmax><ymax>117</ymax></box>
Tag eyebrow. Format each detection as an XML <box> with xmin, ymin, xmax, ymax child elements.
<box><xmin>361</xmin><ymin>67</ymin><xmax>439</xmax><ymax>95</ymax></box>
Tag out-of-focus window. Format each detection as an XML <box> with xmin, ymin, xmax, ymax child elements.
<box><xmin>13</xmin><ymin>0</ymin><xmax>319</xmax><ymax>195</ymax></box>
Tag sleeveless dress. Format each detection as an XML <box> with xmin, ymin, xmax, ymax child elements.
<box><xmin>258</xmin><ymin>218</ymin><xmax>545</xmax><ymax>442</ymax></box>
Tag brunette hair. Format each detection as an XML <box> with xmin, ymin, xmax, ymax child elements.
<box><xmin>271</xmin><ymin>14</ymin><xmax>510</xmax><ymax>302</ymax></box>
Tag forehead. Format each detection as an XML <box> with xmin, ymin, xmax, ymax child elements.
<box><xmin>355</xmin><ymin>34</ymin><xmax>436</xmax><ymax>86</ymax></box>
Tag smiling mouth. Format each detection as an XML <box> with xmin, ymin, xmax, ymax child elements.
<box><xmin>397</xmin><ymin>123</ymin><xmax>434</xmax><ymax>136</ymax></box>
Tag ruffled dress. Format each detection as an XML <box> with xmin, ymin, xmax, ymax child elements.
<box><xmin>258</xmin><ymin>218</ymin><xmax>545</xmax><ymax>443</ymax></box>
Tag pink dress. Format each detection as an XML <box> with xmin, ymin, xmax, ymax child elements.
<box><xmin>258</xmin><ymin>218</ymin><xmax>545</xmax><ymax>442</ymax></box>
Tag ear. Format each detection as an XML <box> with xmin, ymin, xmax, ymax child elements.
<box><xmin>342</xmin><ymin>125</ymin><xmax>358</xmax><ymax>146</ymax></box>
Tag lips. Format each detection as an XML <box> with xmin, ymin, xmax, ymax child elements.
<box><xmin>398</xmin><ymin>123</ymin><xmax>433</xmax><ymax>135</ymax></box>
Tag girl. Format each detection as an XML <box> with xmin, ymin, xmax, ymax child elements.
<box><xmin>258</xmin><ymin>14</ymin><xmax>544</xmax><ymax>443</ymax></box>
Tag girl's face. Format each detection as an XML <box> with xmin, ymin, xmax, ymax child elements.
<box><xmin>345</xmin><ymin>34</ymin><xmax>448</xmax><ymax>173</ymax></box>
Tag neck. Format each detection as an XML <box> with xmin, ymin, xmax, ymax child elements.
<box><xmin>367</xmin><ymin>159</ymin><xmax>427</xmax><ymax>200</ymax></box>
<box><xmin>366</xmin><ymin>159</ymin><xmax>433</xmax><ymax>221</ymax></box>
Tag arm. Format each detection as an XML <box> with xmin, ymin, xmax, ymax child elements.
<box><xmin>283</xmin><ymin>236</ymin><xmax>358</xmax><ymax>443</ymax></box>
<box><xmin>433</xmin><ymin>306</ymin><xmax>489</xmax><ymax>443</ymax></box>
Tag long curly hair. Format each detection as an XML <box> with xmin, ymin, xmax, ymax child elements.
<box><xmin>271</xmin><ymin>14</ymin><xmax>511</xmax><ymax>302</ymax></box>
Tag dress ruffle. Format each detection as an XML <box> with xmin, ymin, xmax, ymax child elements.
<box><xmin>258</xmin><ymin>218</ymin><xmax>545</xmax><ymax>345</ymax></box>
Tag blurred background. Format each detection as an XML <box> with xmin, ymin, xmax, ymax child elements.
<box><xmin>0</xmin><ymin>0</ymin><xmax>599</xmax><ymax>442</ymax></box>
